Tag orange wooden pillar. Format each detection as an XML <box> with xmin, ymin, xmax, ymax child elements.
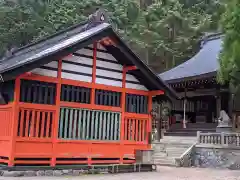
<box><xmin>51</xmin><ymin>59</ymin><xmax>62</xmax><ymax>166</ymax></box>
<box><xmin>88</xmin><ymin>41</ymin><xmax>97</xmax><ymax>165</ymax></box>
<box><xmin>8</xmin><ymin>77</ymin><xmax>21</xmax><ymax>166</ymax></box>
<box><xmin>120</xmin><ymin>66</ymin><xmax>127</xmax><ymax>164</ymax></box>
<box><xmin>147</xmin><ymin>93</ymin><xmax>153</xmax><ymax>145</ymax></box>
<box><xmin>91</xmin><ymin>41</ymin><xmax>97</xmax><ymax>104</ymax></box>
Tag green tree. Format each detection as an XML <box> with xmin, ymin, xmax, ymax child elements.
<box><xmin>0</xmin><ymin>0</ymin><xmax>225</xmax><ymax>73</ymax></box>
<box><xmin>138</xmin><ymin>0</ymin><xmax>211</xmax><ymax>71</ymax></box>
<box><xmin>0</xmin><ymin>0</ymin><xmax>140</xmax><ymax>53</ymax></box>
<box><xmin>218</xmin><ymin>0</ymin><xmax>240</xmax><ymax>91</ymax></box>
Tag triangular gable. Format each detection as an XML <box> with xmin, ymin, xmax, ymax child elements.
<box><xmin>32</xmin><ymin>42</ymin><xmax>148</xmax><ymax>91</ymax></box>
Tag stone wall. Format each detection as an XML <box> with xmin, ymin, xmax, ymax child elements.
<box><xmin>193</xmin><ymin>144</ymin><xmax>240</xmax><ymax>170</ymax></box>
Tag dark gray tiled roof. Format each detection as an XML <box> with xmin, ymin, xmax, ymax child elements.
<box><xmin>159</xmin><ymin>36</ymin><xmax>223</xmax><ymax>82</ymax></box>
<box><xmin>0</xmin><ymin>22</ymin><xmax>111</xmax><ymax>74</ymax></box>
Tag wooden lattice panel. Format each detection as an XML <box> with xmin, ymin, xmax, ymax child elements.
<box><xmin>20</xmin><ymin>80</ymin><xmax>56</xmax><ymax>105</ymax></box>
<box><xmin>95</xmin><ymin>89</ymin><xmax>121</xmax><ymax>107</ymax></box>
<box><xmin>58</xmin><ymin>107</ymin><xmax>121</xmax><ymax>141</ymax></box>
<box><xmin>61</xmin><ymin>84</ymin><xmax>91</xmax><ymax>104</ymax></box>
<box><xmin>125</xmin><ymin>94</ymin><xmax>148</xmax><ymax>114</ymax></box>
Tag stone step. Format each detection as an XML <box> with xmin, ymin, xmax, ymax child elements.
<box><xmin>152</xmin><ymin>149</ymin><xmax>166</xmax><ymax>153</ymax></box>
<box><xmin>153</xmin><ymin>150</ymin><xmax>166</xmax><ymax>154</ymax></box>
<box><xmin>170</xmin><ymin>125</ymin><xmax>217</xmax><ymax>128</ymax></box>
<box><xmin>152</xmin><ymin>135</ymin><xmax>196</xmax><ymax>167</ymax></box>
<box><xmin>154</xmin><ymin>158</ymin><xmax>175</xmax><ymax>163</ymax></box>
<box><xmin>152</xmin><ymin>144</ymin><xmax>166</xmax><ymax>149</ymax></box>
<box><xmin>166</xmin><ymin>149</ymin><xmax>186</xmax><ymax>154</ymax></box>
<box><xmin>152</xmin><ymin>152</ymin><xmax>167</xmax><ymax>157</ymax></box>
<box><xmin>153</xmin><ymin>157</ymin><xmax>176</xmax><ymax>166</ymax></box>
<box><xmin>158</xmin><ymin>141</ymin><xmax>194</xmax><ymax>147</ymax></box>
<box><xmin>161</xmin><ymin>136</ymin><xmax>197</xmax><ymax>141</ymax></box>
<box><xmin>168</xmin><ymin>128</ymin><xmax>216</xmax><ymax>132</ymax></box>
<box><xmin>166</xmin><ymin>146</ymin><xmax>188</xmax><ymax>150</ymax></box>
<box><xmin>153</xmin><ymin>149</ymin><xmax>187</xmax><ymax>158</ymax></box>
<box><xmin>170</xmin><ymin>123</ymin><xmax>217</xmax><ymax>128</ymax></box>
<box><xmin>164</xmin><ymin>131</ymin><xmax>197</xmax><ymax>136</ymax></box>
<box><xmin>166</xmin><ymin>152</ymin><xmax>186</xmax><ymax>156</ymax></box>
<box><xmin>153</xmin><ymin>155</ymin><xmax>168</xmax><ymax>159</ymax></box>
<box><xmin>161</xmin><ymin>137</ymin><xmax>196</xmax><ymax>142</ymax></box>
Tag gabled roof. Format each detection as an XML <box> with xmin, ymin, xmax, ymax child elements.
<box><xmin>159</xmin><ymin>33</ymin><xmax>223</xmax><ymax>83</ymax></box>
<box><xmin>0</xmin><ymin>9</ymin><xmax>177</xmax><ymax>99</ymax></box>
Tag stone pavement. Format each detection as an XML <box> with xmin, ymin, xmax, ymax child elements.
<box><xmin>1</xmin><ymin>166</ymin><xmax>240</xmax><ymax>180</ymax></box>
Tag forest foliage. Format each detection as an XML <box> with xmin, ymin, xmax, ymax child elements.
<box><xmin>218</xmin><ymin>0</ymin><xmax>240</xmax><ymax>90</ymax></box>
<box><xmin>0</xmin><ymin>0</ymin><xmax>225</xmax><ymax>72</ymax></box>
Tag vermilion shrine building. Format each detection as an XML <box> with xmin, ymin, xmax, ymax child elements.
<box><xmin>0</xmin><ymin>10</ymin><xmax>176</xmax><ymax>167</ymax></box>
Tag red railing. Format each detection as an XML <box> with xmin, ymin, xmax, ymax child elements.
<box><xmin>17</xmin><ymin>107</ymin><xmax>54</xmax><ymax>138</ymax></box>
<box><xmin>0</xmin><ymin>104</ymin><xmax>13</xmax><ymax>137</ymax></box>
<box><xmin>124</xmin><ymin>117</ymin><xmax>148</xmax><ymax>143</ymax></box>
<box><xmin>13</xmin><ymin>106</ymin><xmax>55</xmax><ymax>165</ymax></box>
<box><xmin>0</xmin><ymin>104</ymin><xmax>13</xmax><ymax>163</ymax></box>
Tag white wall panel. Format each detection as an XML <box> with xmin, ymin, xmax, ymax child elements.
<box><xmin>63</xmin><ymin>55</ymin><xmax>93</xmax><ymax>65</ymax></box>
<box><xmin>77</xmin><ymin>48</ymin><xmax>116</xmax><ymax>62</ymax></box>
<box><xmin>96</xmin><ymin>69</ymin><xmax>122</xmax><ymax>80</ymax></box>
<box><xmin>62</xmin><ymin>63</ymin><xmax>92</xmax><ymax>75</ymax></box>
<box><xmin>33</xmin><ymin>44</ymin><xmax>149</xmax><ymax>91</ymax></box>
<box><xmin>44</xmin><ymin>61</ymin><xmax>58</xmax><ymax>68</ymax></box>
<box><xmin>96</xmin><ymin>60</ymin><xmax>123</xmax><ymax>71</ymax></box>
<box><xmin>61</xmin><ymin>52</ymin><xmax>93</xmax><ymax>82</ymax></box>
<box><xmin>76</xmin><ymin>48</ymin><xmax>93</xmax><ymax>57</ymax></box>
<box><xmin>31</xmin><ymin>68</ymin><xmax>58</xmax><ymax>77</ymax></box>
<box><xmin>96</xmin><ymin>78</ymin><xmax>122</xmax><ymax>87</ymax></box>
<box><xmin>126</xmin><ymin>83</ymin><xmax>148</xmax><ymax>91</ymax></box>
<box><xmin>126</xmin><ymin>74</ymin><xmax>140</xmax><ymax>82</ymax></box>
<box><xmin>96</xmin><ymin>51</ymin><xmax>117</xmax><ymax>61</ymax></box>
<box><xmin>61</xmin><ymin>72</ymin><xmax>92</xmax><ymax>82</ymax></box>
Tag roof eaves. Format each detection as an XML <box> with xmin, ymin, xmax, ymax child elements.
<box><xmin>166</xmin><ymin>71</ymin><xmax>217</xmax><ymax>84</ymax></box>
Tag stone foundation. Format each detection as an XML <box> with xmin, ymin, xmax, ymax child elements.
<box><xmin>0</xmin><ymin>169</ymin><xmax>106</xmax><ymax>177</ymax></box>
<box><xmin>0</xmin><ymin>164</ymin><xmax>156</xmax><ymax>177</ymax></box>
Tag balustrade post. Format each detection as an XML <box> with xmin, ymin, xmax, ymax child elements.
<box><xmin>237</xmin><ymin>134</ymin><xmax>240</xmax><ymax>146</ymax></box>
<box><xmin>221</xmin><ymin>132</ymin><xmax>225</xmax><ymax>145</ymax></box>
<box><xmin>197</xmin><ymin>131</ymin><xmax>200</xmax><ymax>143</ymax></box>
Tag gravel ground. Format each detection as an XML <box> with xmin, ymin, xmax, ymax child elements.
<box><xmin>1</xmin><ymin>166</ymin><xmax>240</xmax><ymax>180</ymax></box>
